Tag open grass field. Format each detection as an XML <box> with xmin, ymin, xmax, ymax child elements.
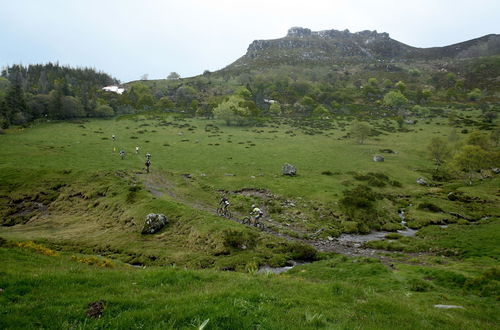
<box><xmin>1</xmin><ymin>110</ymin><xmax>499</xmax><ymax>328</ymax></box>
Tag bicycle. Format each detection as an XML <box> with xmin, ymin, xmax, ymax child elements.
<box><xmin>217</xmin><ymin>206</ymin><xmax>232</xmax><ymax>218</ymax></box>
<box><xmin>241</xmin><ymin>216</ymin><xmax>264</xmax><ymax>230</ymax></box>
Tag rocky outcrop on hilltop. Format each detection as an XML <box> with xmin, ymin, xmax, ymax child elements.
<box><xmin>231</xmin><ymin>27</ymin><xmax>500</xmax><ymax>68</ymax></box>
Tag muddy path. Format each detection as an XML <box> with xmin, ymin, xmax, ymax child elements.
<box><xmin>138</xmin><ymin>171</ymin><xmax>422</xmax><ymax>262</ymax></box>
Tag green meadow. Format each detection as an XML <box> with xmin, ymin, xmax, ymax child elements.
<box><xmin>1</xmin><ymin>111</ymin><xmax>499</xmax><ymax>328</ymax></box>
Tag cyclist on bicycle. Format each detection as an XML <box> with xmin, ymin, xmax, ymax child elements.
<box><xmin>250</xmin><ymin>204</ymin><xmax>263</xmax><ymax>226</ymax></box>
<box><xmin>219</xmin><ymin>196</ymin><xmax>230</xmax><ymax>214</ymax></box>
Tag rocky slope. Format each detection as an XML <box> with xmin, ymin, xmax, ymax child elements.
<box><xmin>228</xmin><ymin>27</ymin><xmax>500</xmax><ymax>69</ymax></box>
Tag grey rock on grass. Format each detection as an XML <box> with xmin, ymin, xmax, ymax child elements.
<box><xmin>141</xmin><ymin>213</ymin><xmax>168</xmax><ymax>234</ymax></box>
<box><xmin>282</xmin><ymin>163</ymin><xmax>297</xmax><ymax>176</ymax></box>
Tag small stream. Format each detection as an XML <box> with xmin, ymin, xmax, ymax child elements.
<box><xmin>258</xmin><ymin>261</ymin><xmax>306</xmax><ymax>274</ymax></box>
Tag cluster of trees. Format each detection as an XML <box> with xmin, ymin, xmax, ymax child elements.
<box><xmin>0</xmin><ymin>63</ymin><xmax>118</xmax><ymax>128</ymax></box>
<box><xmin>428</xmin><ymin>129</ymin><xmax>500</xmax><ymax>185</ymax></box>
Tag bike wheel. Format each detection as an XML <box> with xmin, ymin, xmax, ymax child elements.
<box><xmin>216</xmin><ymin>207</ymin><xmax>223</xmax><ymax>216</ymax></box>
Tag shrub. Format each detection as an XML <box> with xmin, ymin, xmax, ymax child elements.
<box><xmin>464</xmin><ymin>267</ymin><xmax>500</xmax><ymax>297</ymax></box>
<box><xmin>222</xmin><ymin>230</ymin><xmax>257</xmax><ymax>250</ymax></box>
<box><xmin>16</xmin><ymin>241</ymin><xmax>58</xmax><ymax>256</ymax></box>
<box><xmin>287</xmin><ymin>242</ymin><xmax>318</xmax><ymax>261</ymax></box>
<box><xmin>368</xmin><ymin>177</ymin><xmax>386</xmax><ymax>187</ymax></box>
<box><xmin>408</xmin><ymin>278</ymin><xmax>433</xmax><ymax>292</ymax></box>
<box><xmin>417</xmin><ymin>202</ymin><xmax>443</xmax><ymax>213</ymax></box>
<box><xmin>385</xmin><ymin>233</ymin><xmax>403</xmax><ymax>239</ymax></box>
<box><xmin>382</xmin><ymin>223</ymin><xmax>404</xmax><ymax>232</ymax></box>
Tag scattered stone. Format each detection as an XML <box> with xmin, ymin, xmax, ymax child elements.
<box><xmin>373</xmin><ymin>155</ymin><xmax>384</xmax><ymax>162</ymax></box>
<box><xmin>449</xmin><ymin>212</ymin><xmax>473</xmax><ymax>221</ymax></box>
<box><xmin>224</xmin><ymin>173</ymin><xmax>235</xmax><ymax>176</ymax></box>
<box><xmin>404</xmin><ymin>119</ymin><xmax>416</xmax><ymax>125</ymax></box>
<box><xmin>181</xmin><ymin>173</ymin><xmax>192</xmax><ymax>179</ymax></box>
<box><xmin>434</xmin><ymin>304</ymin><xmax>464</xmax><ymax>309</ymax></box>
<box><xmin>200</xmin><ymin>173</ymin><xmax>206</xmax><ymax>177</ymax></box>
<box><xmin>327</xmin><ymin>236</ymin><xmax>334</xmax><ymax>241</ymax></box>
<box><xmin>86</xmin><ymin>300</ymin><xmax>105</xmax><ymax>318</ymax></box>
<box><xmin>282</xmin><ymin>163</ymin><xmax>297</xmax><ymax>176</ymax></box>
<box><xmin>379</xmin><ymin>149</ymin><xmax>395</xmax><ymax>153</ymax></box>
<box><xmin>492</xmin><ymin>167</ymin><xmax>500</xmax><ymax>174</ymax></box>
<box><xmin>141</xmin><ymin>213</ymin><xmax>168</xmax><ymax>234</ymax></box>
<box><xmin>416</xmin><ymin>177</ymin><xmax>428</xmax><ymax>186</ymax></box>
<box><xmin>250</xmin><ymin>176</ymin><xmax>256</xmax><ymax>179</ymax></box>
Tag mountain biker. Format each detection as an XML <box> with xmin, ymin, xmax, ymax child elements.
<box><xmin>146</xmin><ymin>152</ymin><xmax>151</xmax><ymax>161</ymax></box>
<box><xmin>219</xmin><ymin>196</ymin><xmax>230</xmax><ymax>214</ymax></box>
<box><xmin>250</xmin><ymin>204</ymin><xmax>263</xmax><ymax>226</ymax></box>
<box><xmin>112</xmin><ymin>134</ymin><xmax>116</xmax><ymax>141</ymax></box>
<box><xmin>145</xmin><ymin>159</ymin><xmax>151</xmax><ymax>173</ymax></box>
<box><xmin>135</xmin><ymin>146</ymin><xmax>140</xmax><ymax>154</ymax></box>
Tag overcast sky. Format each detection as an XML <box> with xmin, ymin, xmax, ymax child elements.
<box><xmin>1</xmin><ymin>0</ymin><xmax>499</xmax><ymax>83</ymax></box>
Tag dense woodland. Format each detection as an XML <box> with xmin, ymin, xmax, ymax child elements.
<box><xmin>1</xmin><ymin>55</ymin><xmax>499</xmax><ymax>129</ymax></box>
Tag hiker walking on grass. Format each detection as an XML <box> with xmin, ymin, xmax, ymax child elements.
<box><xmin>112</xmin><ymin>134</ymin><xmax>116</xmax><ymax>141</ymax></box>
<box><xmin>135</xmin><ymin>146</ymin><xmax>140</xmax><ymax>154</ymax></box>
<box><xmin>119</xmin><ymin>150</ymin><xmax>125</xmax><ymax>159</ymax></box>
<box><xmin>145</xmin><ymin>159</ymin><xmax>151</xmax><ymax>173</ymax></box>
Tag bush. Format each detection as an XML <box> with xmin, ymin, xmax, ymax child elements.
<box><xmin>342</xmin><ymin>221</ymin><xmax>359</xmax><ymax>233</ymax></box>
<box><xmin>382</xmin><ymin>223</ymin><xmax>404</xmax><ymax>232</ymax></box>
<box><xmin>287</xmin><ymin>242</ymin><xmax>318</xmax><ymax>261</ymax></box>
<box><xmin>464</xmin><ymin>267</ymin><xmax>500</xmax><ymax>297</ymax></box>
<box><xmin>385</xmin><ymin>233</ymin><xmax>403</xmax><ymax>239</ymax></box>
<box><xmin>408</xmin><ymin>278</ymin><xmax>433</xmax><ymax>292</ymax></box>
<box><xmin>222</xmin><ymin>230</ymin><xmax>257</xmax><ymax>250</ymax></box>
<box><xmin>417</xmin><ymin>202</ymin><xmax>443</xmax><ymax>213</ymax></box>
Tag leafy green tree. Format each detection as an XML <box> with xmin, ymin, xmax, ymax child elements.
<box><xmin>490</xmin><ymin>128</ymin><xmax>500</xmax><ymax>147</ymax></box>
<box><xmin>213</xmin><ymin>95</ymin><xmax>250</xmax><ymax>126</ymax></box>
<box><xmin>137</xmin><ymin>93</ymin><xmax>155</xmax><ymax>110</ymax></box>
<box><xmin>312</xmin><ymin>104</ymin><xmax>329</xmax><ymax>118</ymax></box>
<box><xmin>395</xmin><ymin>81</ymin><xmax>406</xmax><ymax>92</ymax></box>
<box><xmin>94</xmin><ymin>104</ymin><xmax>114</xmax><ymax>117</ymax></box>
<box><xmin>452</xmin><ymin>145</ymin><xmax>491</xmax><ymax>185</ymax></box>
<box><xmin>467</xmin><ymin>88</ymin><xmax>483</xmax><ymax>101</ymax></box>
<box><xmin>428</xmin><ymin>137</ymin><xmax>451</xmax><ymax>169</ymax></box>
<box><xmin>167</xmin><ymin>72</ymin><xmax>180</xmax><ymax>80</ymax></box>
<box><xmin>27</xmin><ymin>94</ymin><xmax>50</xmax><ymax>118</ymax></box>
<box><xmin>300</xmin><ymin>96</ymin><xmax>316</xmax><ymax>116</ymax></box>
<box><xmin>363</xmin><ymin>78</ymin><xmax>381</xmax><ymax>100</ymax></box>
<box><xmin>1</xmin><ymin>82</ymin><xmax>26</xmax><ymax>126</ymax></box>
<box><xmin>383</xmin><ymin>90</ymin><xmax>408</xmax><ymax>109</ymax></box>
<box><xmin>466</xmin><ymin>131</ymin><xmax>491</xmax><ymax>150</ymax></box>
<box><xmin>269</xmin><ymin>102</ymin><xmax>281</xmax><ymax>116</ymax></box>
<box><xmin>156</xmin><ymin>96</ymin><xmax>174</xmax><ymax>111</ymax></box>
<box><xmin>175</xmin><ymin>85</ymin><xmax>197</xmax><ymax>107</ymax></box>
<box><xmin>350</xmin><ymin>120</ymin><xmax>371</xmax><ymax>144</ymax></box>
<box><xmin>48</xmin><ymin>89</ymin><xmax>64</xmax><ymax>118</ymax></box>
<box><xmin>235</xmin><ymin>86</ymin><xmax>252</xmax><ymax>99</ymax></box>
<box><xmin>61</xmin><ymin>96</ymin><xmax>85</xmax><ymax>118</ymax></box>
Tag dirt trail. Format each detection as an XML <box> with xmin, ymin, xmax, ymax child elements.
<box><xmin>138</xmin><ymin>172</ymin><xmax>419</xmax><ymax>261</ymax></box>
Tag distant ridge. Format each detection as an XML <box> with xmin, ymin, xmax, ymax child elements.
<box><xmin>227</xmin><ymin>27</ymin><xmax>500</xmax><ymax>69</ymax></box>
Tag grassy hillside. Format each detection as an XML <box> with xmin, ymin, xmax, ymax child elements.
<box><xmin>0</xmin><ymin>109</ymin><xmax>499</xmax><ymax>328</ymax></box>
<box><xmin>1</xmin><ymin>239</ymin><xmax>499</xmax><ymax>329</ymax></box>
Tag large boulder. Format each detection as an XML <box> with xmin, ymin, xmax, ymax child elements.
<box><xmin>141</xmin><ymin>213</ymin><xmax>168</xmax><ymax>234</ymax></box>
<box><xmin>282</xmin><ymin>163</ymin><xmax>297</xmax><ymax>176</ymax></box>
<box><xmin>373</xmin><ymin>155</ymin><xmax>384</xmax><ymax>162</ymax></box>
